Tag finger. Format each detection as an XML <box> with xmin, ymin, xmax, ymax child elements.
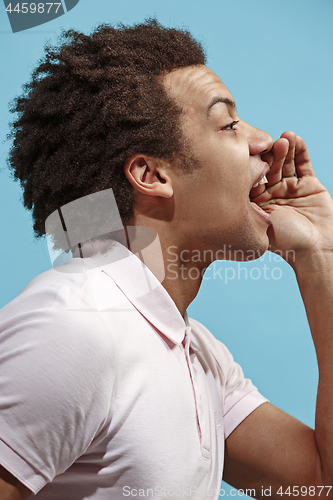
<box><xmin>251</xmin><ymin>178</ymin><xmax>289</xmax><ymax>205</ymax></box>
<box><xmin>262</xmin><ymin>138</ymin><xmax>289</xmax><ymax>187</ymax></box>
<box><xmin>280</xmin><ymin>131</ymin><xmax>297</xmax><ymax>177</ymax></box>
<box><xmin>252</xmin><ymin>173</ymin><xmax>324</xmax><ymax>206</ymax></box>
<box><xmin>294</xmin><ymin>135</ymin><xmax>316</xmax><ymax>177</ymax></box>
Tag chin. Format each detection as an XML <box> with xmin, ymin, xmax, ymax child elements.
<box><xmin>195</xmin><ymin>215</ymin><xmax>270</xmax><ymax>263</ymax></box>
<box><xmin>221</xmin><ymin>225</ymin><xmax>270</xmax><ymax>262</ymax></box>
<box><xmin>244</xmin><ymin>230</ymin><xmax>270</xmax><ymax>260</ymax></box>
<box><xmin>236</xmin><ymin>212</ymin><xmax>271</xmax><ymax>260</ymax></box>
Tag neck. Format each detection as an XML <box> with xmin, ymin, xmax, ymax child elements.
<box><xmin>160</xmin><ymin>243</ymin><xmax>206</xmax><ymax>317</ymax></box>
<box><xmin>123</xmin><ymin>221</ymin><xmax>210</xmax><ymax>317</ymax></box>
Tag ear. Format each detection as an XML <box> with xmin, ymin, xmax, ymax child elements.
<box><xmin>124</xmin><ymin>155</ymin><xmax>173</xmax><ymax>198</ymax></box>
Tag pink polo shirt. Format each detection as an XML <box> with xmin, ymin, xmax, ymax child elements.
<box><xmin>0</xmin><ymin>241</ymin><xmax>267</xmax><ymax>499</ymax></box>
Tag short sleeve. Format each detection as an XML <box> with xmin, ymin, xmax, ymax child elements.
<box><xmin>221</xmin><ymin>347</ymin><xmax>269</xmax><ymax>438</ymax></box>
<box><xmin>0</xmin><ymin>276</ymin><xmax>115</xmax><ymax>494</ymax></box>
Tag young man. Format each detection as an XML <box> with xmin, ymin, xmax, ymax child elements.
<box><xmin>1</xmin><ymin>19</ymin><xmax>333</xmax><ymax>500</ymax></box>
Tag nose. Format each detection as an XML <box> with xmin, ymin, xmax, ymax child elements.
<box><xmin>246</xmin><ymin>124</ymin><xmax>274</xmax><ymax>157</ymax></box>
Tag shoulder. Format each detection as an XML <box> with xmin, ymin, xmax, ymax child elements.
<box><xmin>0</xmin><ymin>262</ymin><xmax>118</xmax><ymax>377</ymax></box>
<box><xmin>188</xmin><ymin>316</ymin><xmax>257</xmax><ymax>393</ymax></box>
<box><xmin>188</xmin><ymin>316</ymin><xmax>235</xmax><ymax>373</ymax></box>
<box><xmin>1</xmin><ymin>260</ymin><xmax>90</xmax><ymax>315</ymax></box>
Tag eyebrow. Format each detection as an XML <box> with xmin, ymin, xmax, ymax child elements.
<box><xmin>207</xmin><ymin>96</ymin><xmax>236</xmax><ymax>116</ymax></box>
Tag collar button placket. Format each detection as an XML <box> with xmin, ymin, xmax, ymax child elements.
<box><xmin>182</xmin><ymin>326</ymin><xmax>203</xmax><ymax>448</ymax></box>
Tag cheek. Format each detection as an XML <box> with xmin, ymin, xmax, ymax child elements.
<box><xmin>202</xmin><ymin>136</ymin><xmax>249</xmax><ymax>184</ymax></box>
<box><xmin>208</xmin><ymin>167</ymin><xmax>249</xmax><ymax>214</ymax></box>
<box><xmin>218</xmin><ymin>151</ymin><xmax>250</xmax><ymax>208</ymax></box>
<box><xmin>181</xmin><ymin>137</ymin><xmax>250</xmax><ymax>216</ymax></box>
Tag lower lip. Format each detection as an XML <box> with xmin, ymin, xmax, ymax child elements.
<box><xmin>249</xmin><ymin>201</ymin><xmax>272</xmax><ymax>224</ymax></box>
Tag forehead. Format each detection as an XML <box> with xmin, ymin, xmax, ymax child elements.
<box><xmin>163</xmin><ymin>65</ymin><xmax>233</xmax><ymax>116</ymax></box>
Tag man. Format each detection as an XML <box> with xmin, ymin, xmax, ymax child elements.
<box><xmin>1</xmin><ymin>18</ymin><xmax>332</xmax><ymax>499</ymax></box>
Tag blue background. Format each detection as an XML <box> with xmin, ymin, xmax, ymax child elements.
<box><xmin>1</xmin><ymin>0</ymin><xmax>333</xmax><ymax>497</ymax></box>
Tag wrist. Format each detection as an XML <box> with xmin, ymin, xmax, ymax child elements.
<box><xmin>293</xmin><ymin>250</ymin><xmax>333</xmax><ymax>282</ymax></box>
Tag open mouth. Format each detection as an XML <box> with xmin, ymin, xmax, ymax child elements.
<box><xmin>249</xmin><ymin>168</ymin><xmax>272</xmax><ymax>224</ymax></box>
<box><xmin>252</xmin><ymin>174</ymin><xmax>268</xmax><ymax>189</ymax></box>
<box><xmin>249</xmin><ymin>164</ymin><xmax>270</xmax><ymax>197</ymax></box>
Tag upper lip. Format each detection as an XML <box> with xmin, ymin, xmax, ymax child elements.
<box><xmin>251</xmin><ymin>163</ymin><xmax>270</xmax><ymax>190</ymax></box>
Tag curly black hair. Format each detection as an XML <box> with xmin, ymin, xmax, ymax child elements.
<box><xmin>6</xmin><ymin>18</ymin><xmax>206</xmax><ymax>243</ymax></box>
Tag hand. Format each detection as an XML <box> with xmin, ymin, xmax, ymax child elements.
<box><xmin>251</xmin><ymin>131</ymin><xmax>333</xmax><ymax>267</ymax></box>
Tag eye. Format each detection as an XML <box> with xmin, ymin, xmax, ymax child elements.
<box><xmin>222</xmin><ymin>120</ymin><xmax>239</xmax><ymax>131</ymax></box>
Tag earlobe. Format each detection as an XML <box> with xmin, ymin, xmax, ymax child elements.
<box><xmin>124</xmin><ymin>154</ymin><xmax>173</xmax><ymax>198</ymax></box>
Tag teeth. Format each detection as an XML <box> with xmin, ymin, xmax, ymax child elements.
<box><xmin>258</xmin><ymin>175</ymin><xmax>268</xmax><ymax>185</ymax></box>
<box><xmin>252</xmin><ymin>175</ymin><xmax>268</xmax><ymax>188</ymax></box>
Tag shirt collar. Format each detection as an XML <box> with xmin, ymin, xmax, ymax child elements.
<box><xmin>83</xmin><ymin>240</ymin><xmax>187</xmax><ymax>345</ymax></box>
